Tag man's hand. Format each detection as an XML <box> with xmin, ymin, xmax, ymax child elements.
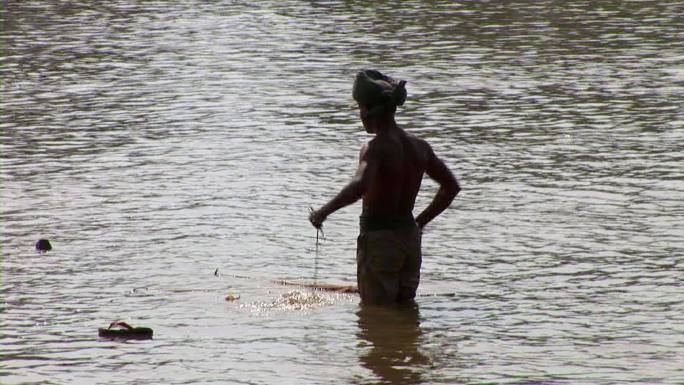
<box><xmin>415</xmin><ymin>149</ymin><xmax>459</xmax><ymax>229</ymax></box>
<box><xmin>309</xmin><ymin>208</ymin><xmax>326</xmax><ymax>229</ymax></box>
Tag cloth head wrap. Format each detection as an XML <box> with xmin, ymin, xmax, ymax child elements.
<box><xmin>352</xmin><ymin>69</ymin><xmax>407</xmax><ymax>118</ymax></box>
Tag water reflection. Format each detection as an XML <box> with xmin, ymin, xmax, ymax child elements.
<box><xmin>356</xmin><ymin>303</ymin><xmax>430</xmax><ymax>384</ymax></box>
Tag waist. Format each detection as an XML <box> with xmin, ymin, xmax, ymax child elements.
<box><xmin>359</xmin><ymin>213</ymin><xmax>416</xmax><ymax>231</ymax></box>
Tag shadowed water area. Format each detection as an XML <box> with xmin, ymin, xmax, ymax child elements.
<box><xmin>2</xmin><ymin>1</ymin><xmax>683</xmax><ymax>384</ymax></box>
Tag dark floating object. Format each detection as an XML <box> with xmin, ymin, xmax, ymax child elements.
<box><xmin>98</xmin><ymin>321</ymin><xmax>153</xmax><ymax>340</ymax></box>
<box><xmin>225</xmin><ymin>293</ymin><xmax>240</xmax><ymax>301</ymax></box>
<box><xmin>35</xmin><ymin>239</ymin><xmax>52</xmax><ymax>252</ymax></box>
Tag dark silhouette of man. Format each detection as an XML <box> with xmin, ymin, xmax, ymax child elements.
<box><xmin>310</xmin><ymin>69</ymin><xmax>460</xmax><ymax>305</ymax></box>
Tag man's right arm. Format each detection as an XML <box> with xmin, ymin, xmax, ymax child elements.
<box><xmin>309</xmin><ymin>143</ymin><xmax>378</xmax><ymax>229</ymax></box>
<box><xmin>415</xmin><ymin>146</ymin><xmax>460</xmax><ymax>229</ymax></box>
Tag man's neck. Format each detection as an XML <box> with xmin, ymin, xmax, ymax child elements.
<box><xmin>373</xmin><ymin>117</ymin><xmax>399</xmax><ymax>136</ymax></box>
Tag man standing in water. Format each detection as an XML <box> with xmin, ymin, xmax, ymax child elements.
<box><xmin>309</xmin><ymin>69</ymin><xmax>460</xmax><ymax>305</ymax></box>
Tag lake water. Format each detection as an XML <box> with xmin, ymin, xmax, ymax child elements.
<box><xmin>2</xmin><ymin>1</ymin><xmax>683</xmax><ymax>384</ymax></box>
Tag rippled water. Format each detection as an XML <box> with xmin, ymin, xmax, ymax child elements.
<box><xmin>2</xmin><ymin>1</ymin><xmax>683</xmax><ymax>384</ymax></box>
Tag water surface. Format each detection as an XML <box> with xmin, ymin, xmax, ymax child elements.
<box><xmin>2</xmin><ymin>1</ymin><xmax>683</xmax><ymax>384</ymax></box>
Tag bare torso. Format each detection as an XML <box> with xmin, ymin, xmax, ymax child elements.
<box><xmin>361</xmin><ymin>128</ymin><xmax>432</xmax><ymax>219</ymax></box>
<box><xmin>309</xmin><ymin>117</ymin><xmax>458</xmax><ymax>232</ymax></box>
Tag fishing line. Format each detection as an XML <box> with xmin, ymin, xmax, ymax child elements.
<box><xmin>309</xmin><ymin>207</ymin><xmax>324</xmax><ymax>284</ymax></box>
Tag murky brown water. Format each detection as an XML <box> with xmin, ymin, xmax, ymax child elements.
<box><xmin>2</xmin><ymin>1</ymin><xmax>683</xmax><ymax>384</ymax></box>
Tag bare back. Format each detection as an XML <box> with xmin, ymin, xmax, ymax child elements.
<box><xmin>310</xmin><ymin>114</ymin><xmax>458</xmax><ymax>233</ymax></box>
<box><xmin>360</xmin><ymin>129</ymin><xmax>432</xmax><ymax>218</ymax></box>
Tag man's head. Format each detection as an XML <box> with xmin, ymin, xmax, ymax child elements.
<box><xmin>352</xmin><ymin>69</ymin><xmax>406</xmax><ymax>133</ymax></box>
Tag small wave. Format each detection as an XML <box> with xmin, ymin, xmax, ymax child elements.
<box><xmin>241</xmin><ymin>290</ymin><xmax>352</xmax><ymax>313</ymax></box>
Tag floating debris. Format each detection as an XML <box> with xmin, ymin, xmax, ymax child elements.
<box><xmin>274</xmin><ymin>279</ymin><xmax>358</xmax><ymax>294</ymax></box>
<box><xmin>35</xmin><ymin>239</ymin><xmax>52</xmax><ymax>252</ymax></box>
<box><xmin>225</xmin><ymin>293</ymin><xmax>240</xmax><ymax>301</ymax></box>
<box><xmin>98</xmin><ymin>321</ymin><xmax>153</xmax><ymax>340</ymax></box>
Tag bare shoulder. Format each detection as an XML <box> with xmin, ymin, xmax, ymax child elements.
<box><xmin>409</xmin><ymin>133</ymin><xmax>432</xmax><ymax>150</ymax></box>
<box><xmin>360</xmin><ymin>139</ymin><xmax>386</xmax><ymax>163</ymax></box>
<box><xmin>364</xmin><ymin>136</ymin><xmax>391</xmax><ymax>157</ymax></box>
<box><xmin>404</xmin><ymin>132</ymin><xmax>435</xmax><ymax>162</ymax></box>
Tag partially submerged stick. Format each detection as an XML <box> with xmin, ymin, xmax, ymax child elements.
<box><xmin>274</xmin><ymin>279</ymin><xmax>358</xmax><ymax>294</ymax></box>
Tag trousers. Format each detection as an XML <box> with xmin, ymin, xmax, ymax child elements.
<box><xmin>356</xmin><ymin>218</ymin><xmax>422</xmax><ymax>305</ymax></box>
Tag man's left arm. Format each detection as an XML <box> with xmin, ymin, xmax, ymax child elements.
<box><xmin>310</xmin><ymin>145</ymin><xmax>377</xmax><ymax>228</ymax></box>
